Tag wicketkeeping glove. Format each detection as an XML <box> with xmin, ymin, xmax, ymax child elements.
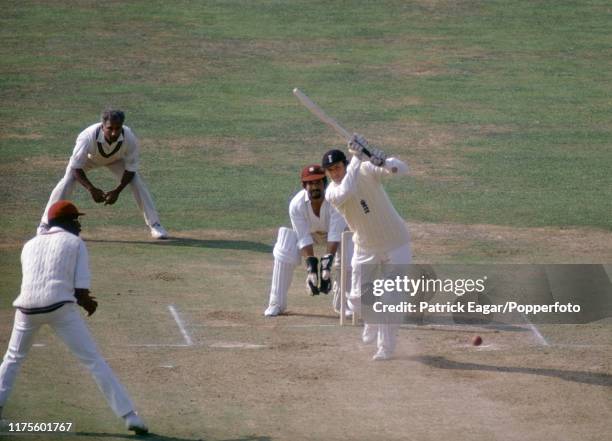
<box><xmin>319</xmin><ymin>254</ymin><xmax>334</xmax><ymax>294</ymax></box>
<box><xmin>75</xmin><ymin>289</ymin><xmax>98</xmax><ymax>316</ymax></box>
<box><xmin>305</xmin><ymin>256</ymin><xmax>320</xmax><ymax>295</ymax></box>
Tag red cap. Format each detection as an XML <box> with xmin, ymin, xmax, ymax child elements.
<box><xmin>301</xmin><ymin>164</ymin><xmax>326</xmax><ymax>182</ymax></box>
<box><xmin>48</xmin><ymin>200</ymin><xmax>85</xmax><ymax>222</ymax></box>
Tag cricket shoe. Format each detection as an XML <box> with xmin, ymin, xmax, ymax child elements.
<box><xmin>362</xmin><ymin>324</ymin><xmax>376</xmax><ymax>345</ymax></box>
<box><xmin>264</xmin><ymin>304</ymin><xmax>281</xmax><ymax>317</ymax></box>
<box><xmin>123</xmin><ymin>411</ymin><xmax>148</xmax><ymax>435</ymax></box>
<box><xmin>372</xmin><ymin>347</ymin><xmax>393</xmax><ymax>361</ymax></box>
<box><xmin>150</xmin><ymin>223</ymin><xmax>168</xmax><ymax>239</ymax></box>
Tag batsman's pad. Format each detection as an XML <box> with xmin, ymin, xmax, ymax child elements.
<box><xmin>319</xmin><ymin>254</ymin><xmax>334</xmax><ymax>294</ymax></box>
<box><xmin>273</xmin><ymin>227</ymin><xmax>301</xmax><ymax>265</ymax></box>
<box><xmin>305</xmin><ymin>256</ymin><xmax>319</xmax><ymax>295</ymax></box>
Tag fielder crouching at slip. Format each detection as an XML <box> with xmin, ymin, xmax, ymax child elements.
<box><xmin>264</xmin><ymin>165</ymin><xmax>350</xmax><ymax>317</ymax></box>
<box><xmin>323</xmin><ymin>135</ymin><xmax>411</xmax><ymax>361</ymax></box>
<box><xmin>0</xmin><ymin>200</ymin><xmax>148</xmax><ymax>434</ymax></box>
<box><xmin>37</xmin><ymin>109</ymin><xmax>168</xmax><ymax>240</ymax></box>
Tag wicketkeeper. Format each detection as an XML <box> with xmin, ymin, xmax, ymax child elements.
<box><xmin>264</xmin><ymin>164</ymin><xmax>349</xmax><ymax>316</ymax></box>
<box><xmin>323</xmin><ymin>136</ymin><xmax>411</xmax><ymax>361</ymax></box>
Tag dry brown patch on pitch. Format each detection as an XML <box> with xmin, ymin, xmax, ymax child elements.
<box><xmin>152</xmin><ymin>271</ymin><xmax>182</xmax><ymax>282</ymax></box>
<box><xmin>205</xmin><ymin>310</ymin><xmax>248</xmax><ymax>322</ymax></box>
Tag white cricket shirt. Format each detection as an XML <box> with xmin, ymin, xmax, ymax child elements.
<box><xmin>68</xmin><ymin>123</ymin><xmax>140</xmax><ymax>171</ymax></box>
<box><xmin>326</xmin><ymin>156</ymin><xmax>411</xmax><ymax>253</ymax></box>
<box><xmin>13</xmin><ymin>227</ymin><xmax>91</xmax><ymax>310</ymax></box>
<box><xmin>289</xmin><ymin>189</ymin><xmax>347</xmax><ymax>249</ymax></box>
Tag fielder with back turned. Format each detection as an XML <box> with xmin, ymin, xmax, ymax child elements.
<box><xmin>0</xmin><ymin>200</ymin><xmax>148</xmax><ymax>434</ymax></box>
<box><xmin>323</xmin><ymin>135</ymin><xmax>411</xmax><ymax>361</ymax></box>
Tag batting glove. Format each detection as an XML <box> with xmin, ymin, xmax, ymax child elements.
<box><xmin>348</xmin><ymin>133</ymin><xmax>369</xmax><ymax>160</ymax></box>
<box><xmin>305</xmin><ymin>256</ymin><xmax>319</xmax><ymax>295</ymax></box>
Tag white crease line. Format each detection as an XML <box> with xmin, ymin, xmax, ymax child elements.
<box><xmin>522</xmin><ymin>315</ymin><xmax>549</xmax><ymax>346</ymax></box>
<box><xmin>189</xmin><ymin>323</ymin><xmax>338</xmax><ymax>328</ymax></box>
<box><xmin>168</xmin><ymin>304</ymin><xmax>194</xmax><ymax>346</ymax></box>
<box><xmin>127</xmin><ymin>343</ymin><xmax>192</xmax><ymax>348</ymax></box>
<box><xmin>209</xmin><ymin>342</ymin><xmax>267</xmax><ymax>349</ymax></box>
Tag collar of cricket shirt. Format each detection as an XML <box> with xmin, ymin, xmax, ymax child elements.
<box><xmin>95</xmin><ymin>124</ymin><xmax>124</xmax><ymax>158</ymax></box>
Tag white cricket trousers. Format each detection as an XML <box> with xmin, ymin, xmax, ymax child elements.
<box><xmin>348</xmin><ymin>241</ymin><xmax>412</xmax><ymax>355</ymax></box>
<box><xmin>0</xmin><ymin>304</ymin><xmax>135</xmax><ymax>417</ymax></box>
<box><xmin>41</xmin><ymin>162</ymin><xmax>160</xmax><ymax>227</ymax></box>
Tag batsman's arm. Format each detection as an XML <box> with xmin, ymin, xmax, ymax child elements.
<box><xmin>383</xmin><ymin>157</ymin><xmax>409</xmax><ymax>175</ymax></box>
<box><xmin>364</xmin><ymin>157</ymin><xmax>409</xmax><ymax>181</ymax></box>
<box><xmin>325</xmin><ymin>156</ymin><xmax>361</xmax><ymax>207</ymax></box>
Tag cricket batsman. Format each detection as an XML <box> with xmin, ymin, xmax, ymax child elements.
<box><xmin>322</xmin><ymin>135</ymin><xmax>411</xmax><ymax>361</ymax></box>
<box><xmin>264</xmin><ymin>164</ymin><xmax>349</xmax><ymax>316</ymax></box>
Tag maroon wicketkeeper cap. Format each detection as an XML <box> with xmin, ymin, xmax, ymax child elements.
<box><xmin>48</xmin><ymin>200</ymin><xmax>85</xmax><ymax>222</ymax></box>
<box><xmin>301</xmin><ymin>164</ymin><xmax>326</xmax><ymax>182</ymax></box>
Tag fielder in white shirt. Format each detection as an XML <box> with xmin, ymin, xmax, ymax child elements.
<box><xmin>264</xmin><ymin>165</ymin><xmax>348</xmax><ymax>316</ymax></box>
<box><xmin>0</xmin><ymin>200</ymin><xmax>148</xmax><ymax>434</ymax></box>
<box><xmin>38</xmin><ymin>109</ymin><xmax>168</xmax><ymax>239</ymax></box>
<box><xmin>323</xmin><ymin>136</ymin><xmax>411</xmax><ymax>361</ymax></box>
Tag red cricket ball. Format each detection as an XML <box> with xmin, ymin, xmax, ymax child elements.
<box><xmin>472</xmin><ymin>335</ymin><xmax>483</xmax><ymax>346</ymax></box>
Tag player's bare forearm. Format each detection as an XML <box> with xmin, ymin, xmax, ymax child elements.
<box><xmin>73</xmin><ymin>169</ymin><xmax>96</xmax><ymax>191</ymax></box>
<box><xmin>300</xmin><ymin>244</ymin><xmax>315</xmax><ymax>258</ymax></box>
<box><xmin>115</xmin><ymin>170</ymin><xmax>135</xmax><ymax>192</ymax></box>
<box><xmin>326</xmin><ymin>241</ymin><xmax>339</xmax><ymax>255</ymax></box>
<box><xmin>73</xmin><ymin>169</ymin><xmax>105</xmax><ymax>203</ymax></box>
<box><xmin>105</xmin><ymin>171</ymin><xmax>135</xmax><ymax>205</ymax></box>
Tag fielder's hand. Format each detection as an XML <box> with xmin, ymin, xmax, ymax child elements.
<box><xmin>104</xmin><ymin>189</ymin><xmax>121</xmax><ymax>205</ymax></box>
<box><xmin>75</xmin><ymin>289</ymin><xmax>98</xmax><ymax>316</ymax></box>
<box><xmin>305</xmin><ymin>256</ymin><xmax>319</xmax><ymax>295</ymax></box>
<box><xmin>348</xmin><ymin>133</ymin><xmax>369</xmax><ymax>160</ymax></box>
<box><xmin>89</xmin><ymin>187</ymin><xmax>106</xmax><ymax>204</ymax></box>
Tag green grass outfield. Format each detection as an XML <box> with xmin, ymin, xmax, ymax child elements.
<box><xmin>1</xmin><ymin>1</ymin><xmax>611</xmax><ymax>440</ymax></box>
<box><xmin>1</xmin><ymin>0</ymin><xmax>611</xmax><ymax>236</ymax></box>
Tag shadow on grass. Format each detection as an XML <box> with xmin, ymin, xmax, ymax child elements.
<box><xmin>410</xmin><ymin>355</ymin><xmax>612</xmax><ymax>387</ymax></box>
<box><xmin>86</xmin><ymin>237</ymin><xmax>272</xmax><ymax>254</ymax></box>
<box><xmin>75</xmin><ymin>433</ymin><xmax>271</xmax><ymax>441</ymax></box>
